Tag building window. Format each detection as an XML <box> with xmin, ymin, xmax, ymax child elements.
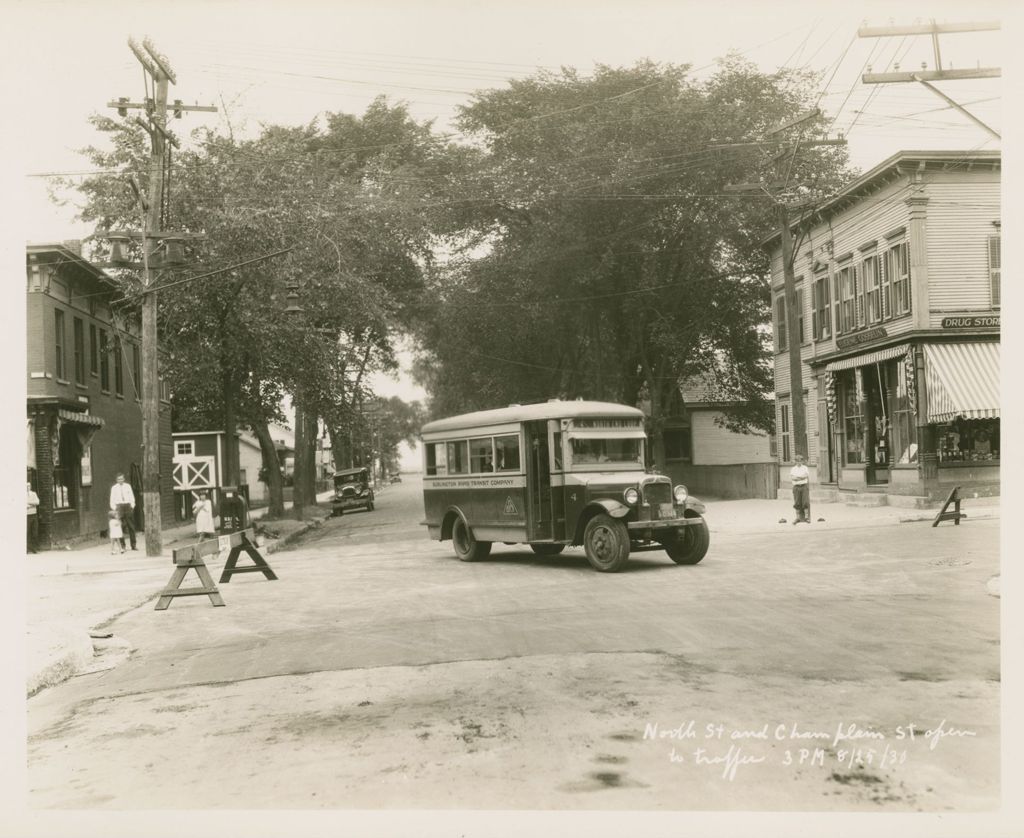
<box><xmin>989</xmin><ymin>234</ymin><xmax>1001</xmax><ymax>307</ymax></box>
<box><xmin>54</xmin><ymin>309</ymin><xmax>67</xmax><ymax>379</ymax></box>
<box><xmin>935</xmin><ymin>417</ymin><xmax>999</xmax><ymax>463</ymax></box>
<box><xmin>89</xmin><ymin>324</ymin><xmax>98</xmax><ymax>376</ymax></box>
<box><xmin>863</xmin><ymin>254</ymin><xmax>881</xmax><ymax>324</ymax></box>
<box><xmin>132</xmin><ymin>344</ymin><xmax>141</xmax><ymax>399</ymax></box>
<box><xmin>776</xmin><ymin>294</ymin><xmax>787</xmax><ymax>352</ymax></box>
<box><xmin>812</xmin><ymin>274</ymin><xmax>831</xmax><ymax>340</ymax></box>
<box><xmin>99</xmin><ymin>329</ymin><xmax>110</xmax><ymax>391</ymax></box>
<box><xmin>797</xmin><ymin>287</ymin><xmax>805</xmax><ymax>344</ymax></box>
<box><xmin>175</xmin><ymin>441</ymin><xmax>194</xmax><ymax>457</ymax></box>
<box><xmin>841</xmin><ymin>370</ymin><xmax>866</xmax><ymax>465</ymax></box>
<box><xmin>779</xmin><ymin>403</ymin><xmax>791</xmax><ymax>463</ymax></box>
<box><xmin>838</xmin><ymin>264</ymin><xmax>856</xmax><ymax>334</ymax></box>
<box><xmin>114</xmin><ymin>338</ymin><xmax>124</xmax><ymax>396</ymax></box>
<box><xmin>890</xmin><ymin>359</ymin><xmax>918</xmax><ymax>464</ymax></box>
<box><xmin>73</xmin><ymin>317</ymin><xmax>86</xmax><ymax>384</ymax></box>
<box><xmin>886</xmin><ymin>241</ymin><xmax>911</xmax><ymax>316</ymax></box>
<box><xmin>664</xmin><ymin>426</ymin><xmax>692</xmax><ymax>462</ymax></box>
<box><xmin>52</xmin><ymin>426</ymin><xmax>77</xmax><ymax>510</ymax></box>
<box><xmin>832</xmin><ymin>271</ymin><xmax>843</xmax><ymax>335</ymax></box>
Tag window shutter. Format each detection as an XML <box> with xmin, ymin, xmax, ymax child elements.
<box><xmin>989</xmin><ymin>235</ymin><xmax>1001</xmax><ymax>307</ymax></box>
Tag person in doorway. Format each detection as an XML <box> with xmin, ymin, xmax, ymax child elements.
<box><xmin>26</xmin><ymin>482</ymin><xmax>40</xmax><ymax>553</ymax></box>
<box><xmin>109</xmin><ymin>472</ymin><xmax>137</xmax><ymax>550</ymax></box>
<box><xmin>108</xmin><ymin>510</ymin><xmax>125</xmax><ymax>555</ymax></box>
<box><xmin>192</xmin><ymin>489</ymin><xmax>216</xmax><ymax>541</ymax></box>
<box><xmin>790</xmin><ymin>454</ymin><xmax>811</xmax><ymax>524</ymax></box>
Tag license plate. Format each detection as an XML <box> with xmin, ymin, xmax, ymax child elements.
<box><xmin>659</xmin><ymin>503</ymin><xmax>675</xmax><ymax>519</ymax></box>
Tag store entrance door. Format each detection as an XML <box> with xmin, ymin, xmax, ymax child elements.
<box><xmin>864</xmin><ymin>364</ymin><xmax>890</xmax><ymax>485</ymax></box>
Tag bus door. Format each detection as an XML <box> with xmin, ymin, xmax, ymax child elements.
<box><xmin>548</xmin><ymin>419</ymin><xmax>566</xmax><ymax>541</ymax></box>
<box><xmin>525</xmin><ymin>421</ymin><xmax>552</xmax><ymax>540</ymax></box>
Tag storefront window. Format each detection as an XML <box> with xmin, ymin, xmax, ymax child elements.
<box><xmin>890</xmin><ymin>359</ymin><xmax>918</xmax><ymax>464</ymax></box>
<box><xmin>841</xmin><ymin>371</ymin><xmax>865</xmax><ymax>464</ymax></box>
<box><xmin>935</xmin><ymin>418</ymin><xmax>999</xmax><ymax>464</ymax></box>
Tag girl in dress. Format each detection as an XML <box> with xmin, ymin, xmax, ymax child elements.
<box><xmin>108</xmin><ymin>510</ymin><xmax>124</xmax><ymax>554</ymax></box>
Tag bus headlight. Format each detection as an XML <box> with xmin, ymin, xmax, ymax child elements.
<box><xmin>623</xmin><ymin>487</ymin><xmax>640</xmax><ymax>505</ymax></box>
<box><xmin>673</xmin><ymin>484</ymin><xmax>688</xmax><ymax>504</ymax></box>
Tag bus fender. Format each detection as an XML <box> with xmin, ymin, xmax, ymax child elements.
<box><xmin>685</xmin><ymin>498</ymin><xmax>706</xmax><ymax>515</ymax></box>
<box><xmin>440</xmin><ymin>506</ymin><xmax>468</xmax><ymax>541</ymax></box>
<box><xmin>591</xmin><ymin>499</ymin><xmax>631</xmax><ymax>519</ymax></box>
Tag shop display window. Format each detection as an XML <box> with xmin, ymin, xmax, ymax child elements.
<box><xmin>935</xmin><ymin>418</ymin><xmax>999</xmax><ymax>464</ymax></box>
<box><xmin>841</xmin><ymin>372</ymin><xmax>865</xmax><ymax>464</ymax></box>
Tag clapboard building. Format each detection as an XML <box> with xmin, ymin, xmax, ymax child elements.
<box><xmin>765</xmin><ymin>150</ymin><xmax>1000</xmax><ymax>505</ymax></box>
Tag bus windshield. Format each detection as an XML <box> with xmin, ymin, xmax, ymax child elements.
<box><xmin>569</xmin><ymin>436</ymin><xmax>644</xmax><ymax>468</ymax></box>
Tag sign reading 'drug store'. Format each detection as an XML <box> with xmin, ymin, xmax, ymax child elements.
<box><xmin>941</xmin><ymin>316</ymin><xmax>1000</xmax><ymax>329</ymax></box>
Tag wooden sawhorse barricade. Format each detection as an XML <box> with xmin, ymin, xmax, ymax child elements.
<box><xmin>155</xmin><ymin>527</ymin><xmax>277</xmax><ymax>610</ymax></box>
<box><xmin>932</xmin><ymin>486</ymin><xmax>965</xmax><ymax>527</ymax></box>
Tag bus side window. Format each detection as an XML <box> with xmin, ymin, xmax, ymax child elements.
<box><xmin>470</xmin><ymin>437</ymin><xmax>494</xmax><ymax>472</ymax></box>
<box><xmin>447</xmin><ymin>440</ymin><xmax>469</xmax><ymax>474</ymax></box>
<box><xmin>426</xmin><ymin>442</ymin><xmax>447</xmax><ymax>476</ymax></box>
<box><xmin>495</xmin><ymin>434</ymin><xmax>520</xmax><ymax>472</ymax></box>
<box><xmin>553</xmin><ymin>432</ymin><xmax>563</xmax><ymax>471</ymax></box>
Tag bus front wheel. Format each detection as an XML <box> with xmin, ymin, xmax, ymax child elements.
<box><xmin>583</xmin><ymin>514</ymin><xmax>630</xmax><ymax>572</ymax></box>
<box><xmin>452</xmin><ymin>516</ymin><xmax>491</xmax><ymax>562</ymax></box>
<box><xmin>664</xmin><ymin>514</ymin><xmax>710</xmax><ymax>565</ymax></box>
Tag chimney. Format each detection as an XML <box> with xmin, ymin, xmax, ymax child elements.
<box><xmin>62</xmin><ymin>239</ymin><xmax>83</xmax><ymax>257</ymax></box>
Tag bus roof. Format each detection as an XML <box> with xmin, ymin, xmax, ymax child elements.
<box><xmin>421</xmin><ymin>400</ymin><xmax>644</xmax><ymax>434</ymax></box>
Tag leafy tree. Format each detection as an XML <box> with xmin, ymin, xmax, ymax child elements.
<box><xmin>419</xmin><ymin>57</ymin><xmax>850</xmax><ymax>465</ymax></box>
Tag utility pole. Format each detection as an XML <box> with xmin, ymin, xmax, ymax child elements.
<box><xmin>724</xmin><ymin>112</ymin><xmax>846</xmax><ymax>461</ymax></box>
<box><xmin>105</xmin><ymin>39</ymin><xmax>216</xmax><ymax>556</ymax></box>
<box><xmin>858</xmin><ymin>20</ymin><xmax>1000</xmax><ymax>139</ymax></box>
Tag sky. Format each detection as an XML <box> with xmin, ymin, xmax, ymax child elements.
<box><xmin>2</xmin><ymin>0</ymin><xmax>1013</xmax><ymax>466</ymax></box>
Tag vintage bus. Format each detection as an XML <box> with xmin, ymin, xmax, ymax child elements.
<box><xmin>420</xmin><ymin>400</ymin><xmax>709</xmax><ymax>572</ymax></box>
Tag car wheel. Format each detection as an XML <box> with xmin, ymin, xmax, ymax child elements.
<box><xmin>582</xmin><ymin>514</ymin><xmax>630</xmax><ymax>572</ymax></box>
<box><xmin>367</xmin><ymin>500</ymin><xmax>375</xmax><ymax>511</ymax></box>
<box><xmin>336</xmin><ymin>508</ymin><xmax>344</xmax><ymax>517</ymax></box>
<box><xmin>452</xmin><ymin>516</ymin><xmax>491</xmax><ymax>562</ymax></box>
<box><xmin>664</xmin><ymin>512</ymin><xmax>710</xmax><ymax>565</ymax></box>
<box><xmin>530</xmin><ymin>543</ymin><xmax>566</xmax><ymax>556</ymax></box>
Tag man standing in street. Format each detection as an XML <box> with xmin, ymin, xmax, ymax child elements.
<box><xmin>790</xmin><ymin>454</ymin><xmax>811</xmax><ymax>524</ymax></box>
<box><xmin>109</xmin><ymin>472</ymin><xmax>137</xmax><ymax>550</ymax></box>
<box><xmin>27</xmin><ymin>482</ymin><xmax>40</xmax><ymax>553</ymax></box>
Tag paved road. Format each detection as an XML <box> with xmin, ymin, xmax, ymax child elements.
<box><xmin>27</xmin><ymin>477</ymin><xmax>999</xmax><ymax>811</ymax></box>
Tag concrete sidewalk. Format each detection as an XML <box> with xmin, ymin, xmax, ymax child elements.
<box><xmin>26</xmin><ymin>490</ymin><xmax>336</xmax><ymax>697</ymax></box>
<box><xmin>702</xmin><ymin>494</ymin><xmax>1001</xmax><ymax>534</ymax></box>
<box><xmin>25</xmin><ymin>489</ymin><xmax>998</xmax><ymax>697</ymax></box>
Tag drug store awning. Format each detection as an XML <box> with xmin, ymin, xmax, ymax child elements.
<box><xmin>923</xmin><ymin>342</ymin><xmax>1000</xmax><ymax>424</ymax></box>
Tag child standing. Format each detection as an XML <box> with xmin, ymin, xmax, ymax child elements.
<box><xmin>790</xmin><ymin>454</ymin><xmax>811</xmax><ymax>524</ymax></box>
<box><xmin>108</xmin><ymin>510</ymin><xmax>125</xmax><ymax>554</ymax></box>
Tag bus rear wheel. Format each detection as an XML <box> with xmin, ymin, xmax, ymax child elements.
<box><xmin>583</xmin><ymin>514</ymin><xmax>630</xmax><ymax>572</ymax></box>
<box><xmin>663</xmin><ymin>513</ymin><xmax>709</xmax><ymax>565</ymax></box>
<box><xmin>530</xmin><ymin>543</ymin><xmax>565</xmax><ymax>556</ymax></box>
<box><xmin>452</xmin><ymin>516</ymin><xmax>491</xmax><ymax>562</ymax></box>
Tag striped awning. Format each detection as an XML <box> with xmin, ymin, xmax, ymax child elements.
<box><xmin>923</xmin><ymin>342</ymin><xmax>1000</xmax><ymax>423</ymax></box>
<box><xmin>825</xmin><ymin>344</ymin><xmax>910</xmax><ymax>372</ymax></box>
<box><xmin>57</xmin><ymin>409</ymin><xmax>104</xmax><ymax>427</ymax></box>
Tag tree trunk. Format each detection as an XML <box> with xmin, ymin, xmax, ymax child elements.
<box><xmin>293</xmin><ymin>394</ymin><xmax>306</xmax><ymax>519</ymax></box>
<box><xmin>252</xmin><ymin>418</ymin><xmax>286</xmax><ymax>517</ymax></box>
<box><xmin>302</xmin><ymin>409</ymin><xmax>318</xmax><ymax>502</ymax></box>
<box><xmin>221</xmin><ymin>368</ymin><xmax>239</xmax><ymax>488</ymax></box>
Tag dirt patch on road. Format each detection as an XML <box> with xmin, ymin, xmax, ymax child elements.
<box><xmin>27</xmin><ymin>651</ymin><xmax>998</xmax><ymax>811</ymax></box>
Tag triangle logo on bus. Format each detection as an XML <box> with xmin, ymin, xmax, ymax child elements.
<box><xmin>503</xmin><ymin>496</ymin><xmax>518</xmax><ymax>515</ymax></box>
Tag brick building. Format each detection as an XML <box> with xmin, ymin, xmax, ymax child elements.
<box><xmin>765</xmin><ymin>150</ymin><xmax>1000</xmax><ymax>505</ymax></box>
<box><xmin>26</xmin><ymin>243</ymin><xmax>175</xmax><ymax>548</ymax></box>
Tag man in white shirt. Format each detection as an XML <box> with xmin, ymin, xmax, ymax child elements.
<box><xmin>109</xmin><ymin>472</ymin><xmax>137</xmax><ymax>550</ymax></box>
<box><xmin>789</xmin><ymin>454</ymin><xmax>811</xmax><ymax>524</ymax></box>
